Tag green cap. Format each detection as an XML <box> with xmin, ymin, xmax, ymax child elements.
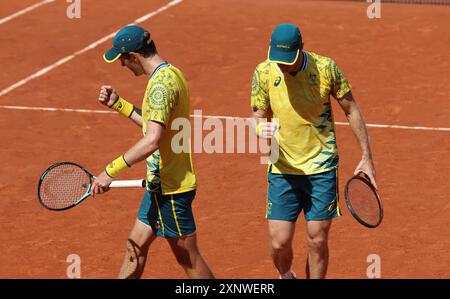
<box><xmin>268</xmin><ymin>23</ymin><xmax>302</xmax><ymax>65</ymax></box>
<box><xmin>103</xmin><ymin>25</ymin><xmax>151</xmax><ymax>63</ymax></box>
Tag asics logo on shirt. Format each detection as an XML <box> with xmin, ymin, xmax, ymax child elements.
<box><xmin>274</xmin><ymin>76</ymin><xmax>281</xmax><ymax>87</ymax></box>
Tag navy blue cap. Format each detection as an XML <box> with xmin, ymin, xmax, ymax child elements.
<box><xmin>103</xmin><ymin>25</ymin><xmax>151</xmax><ymax>63</ymax></box>
<box><xmin>268</xmin><ymin>23</ymin><xmax>302</xmax><ymax>65</ymax></box>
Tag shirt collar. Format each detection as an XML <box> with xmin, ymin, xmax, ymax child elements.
<box><xmin>299</xmin><ymin>51</ymin><xmax>308</xmax><ymax>72</ymax></box>
<box><xmin>149</xmin><ymin>62</ymin><xmax>171</xmax><ymax>79</ymax></box>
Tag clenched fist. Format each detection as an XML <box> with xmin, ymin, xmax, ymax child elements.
<box><xmin>98</xmin><ymin>85</ymin><xmax>119</xmax><ymax>108</ymax></box>
<box><xmin>258</xmin><ymin>121</ymin><xmax>280</xmax><ymax>139</ymax></box>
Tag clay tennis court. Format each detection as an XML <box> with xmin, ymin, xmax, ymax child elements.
<box><xmin>0</xmin><ymin>0</ymin><xmax>449</xmax><ymax>278</ymax></box>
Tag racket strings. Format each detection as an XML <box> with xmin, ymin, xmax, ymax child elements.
<box><xmin>347</xmin><ymin>178</ymin><xmax>381</xmax><ymax>226</ymax></box>
<box><xmin>39</xmin><ymin>164</ymin><xmax>91</xmax><ymax>209</ymax></box>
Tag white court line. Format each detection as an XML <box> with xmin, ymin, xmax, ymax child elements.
<box><xmin>0</xmin><ymin>105</ymin><xmax>114</xmax><ymax>114</ymax></box>
<box><xmin>0</xmin><ymin>0</ymin><xmax>184</xmax><ymax>97</ymax></box>
<box><xmin>196</xmin><ymin>115</ymin><xmax>450</xmax><ymax>132</ymax></box>
<box><xmin>0</xmin><ymin>0</ymin><xmax>56</xmax><ymax>26</ymax></box>
<box><xmin>0</xmin><ymin>105</ymin><xmax>449</xmax><ymax>132</ymax></box>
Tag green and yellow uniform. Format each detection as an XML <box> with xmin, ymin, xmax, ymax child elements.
<box><xmin>252</xmin><ymin>51</ymin><xmax>352</xmax><ymax>221</ymax></box>
<box><xmin>252</xmin><ymin>51</ymin><xmax>351</xmax><ymax>175</ymax></box>
<box><xmin>138</xmin><ymin>63</ymin><xmax>197</xmax><ymax>237</ymax></box>
<box><xmin>142</xmin><ymin>63</ymin><xmax>197</xmax><ymax>195</ymax></box>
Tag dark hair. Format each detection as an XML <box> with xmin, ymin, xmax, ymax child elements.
<box><xmin>122</xmin><ymin>31</ymin><xmax>157</xmax><ymax>59</ymax></box>
<box><xmin>136</xmin><ymin>39</ymin><xmax>157</xmax><ymax>57</ymax></box>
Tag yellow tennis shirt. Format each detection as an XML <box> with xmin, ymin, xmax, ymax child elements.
<box><xmin>142</xmin><ymin>63</ymin><xmax>197</xmax><ymax>194</ymax></box>
<box><xmin>251</xmin><ymin>51</ymin><xmax>352</xmax><ymax>175</ymax></box>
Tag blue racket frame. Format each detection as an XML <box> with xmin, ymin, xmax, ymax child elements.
<box><xmin>37</xmin><ymin>162</ymin><xmax>94</xmax><ymax>211</ymax></box>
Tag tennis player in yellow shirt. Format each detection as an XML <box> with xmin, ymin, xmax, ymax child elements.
<box><xmin>252</xmin><ymin>23</ymin><xmax>377</xmax><ymax>278</ymax></box>
<box><xmin>91</xmin><ymin>25</ymin><xmax>214</xmax><ymax>279</ymax></box>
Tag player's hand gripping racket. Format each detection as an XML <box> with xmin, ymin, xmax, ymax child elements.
<box><xmin>37</xmin><ymin>162</ymin><xmax>146</xmax><ymax>211</ymax></box>
<box><xmin>344</xmin><ymin>172</ymin><xmax>383</xmax><ymax>228</ymax></box>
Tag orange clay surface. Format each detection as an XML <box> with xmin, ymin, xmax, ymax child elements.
<box><xmin>0</xmin><ymin>0</ymin><xmax>449</xmax><ymax>278</ymax></box>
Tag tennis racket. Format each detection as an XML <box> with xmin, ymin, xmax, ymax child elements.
<box><xmin>37</xmin><ymin>162</ymin><xmax>146</xmax><ymax>211</ymax></box>
<box><xmin>344</xmin><ymin>172</ymin><xmax>383</xmax><ymax>228</ymax></box>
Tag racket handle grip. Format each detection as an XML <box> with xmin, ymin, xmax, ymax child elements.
<box><xmin>109</xmin><ymin>179</ymin><xmax>146</xmax><ymax>188</ymax></box>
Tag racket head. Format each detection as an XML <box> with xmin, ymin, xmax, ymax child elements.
<box><xmin>344</xmin><ymin>173</ymin><xmax>383</xmax><ymax>228</ymax></box>
<box><xmin>37</xmin><ymin>162</ymin><xmax>93</xmax><ymax>211</ymax></box>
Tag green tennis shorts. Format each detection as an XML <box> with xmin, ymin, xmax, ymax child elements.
<box><xmin>137</xmin><ymin>189</ymin><xmax>196</xmax><ymax>238</ymax></box>
<box><xmin>267</xmin><ymin>168</ymin><xmax>341</xmax><ymax>222</ymax></box>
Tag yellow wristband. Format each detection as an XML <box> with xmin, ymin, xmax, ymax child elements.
<box><xmin>111</xmin><ymin>97</ymin><xmax>134</xmax><ymax>118</ymax></box>
<box><xmin>256</xmin><ymin>122</ymin><xmax>264</xmax><ymax>137</ymax></box>
<box><xmin>105</xmin><ymin>155</ymin><xmax>130</xmax><ymax>178</ymax></box>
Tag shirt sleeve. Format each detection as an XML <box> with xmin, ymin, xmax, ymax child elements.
<box><xmin>330</xmin><ymin>60</ymin><xmax>352</xmax><ymax>99</ymax></box>
<box><xmin>251</xmin><ymin>64</ymin><xmax>270</xmax><ymax>111</ymax></box>
<box><xmin>145</xmin><ymin>80</ymin><xmax>178</xmax><ymax>127</ymax></box>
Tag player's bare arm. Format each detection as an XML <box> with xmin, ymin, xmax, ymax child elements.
<box><xmin>98</xmin><ymin>85</ymin><xmax>143</xmax><ymax>127</ymax></box>
<box><xmin>336</xmin><ymin>91</ymin><xmax>377</xmax><ymax>189</ymax></box>
<box><xmin>91</xmin><ymin>120</ymin><xmax>164</xmax><ymax>195</ymax></box>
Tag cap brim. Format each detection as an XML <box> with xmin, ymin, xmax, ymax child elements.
<box><xmin>268</xmin><ymin>47</ymin><xmax>299</xmax><ymax>65</ymax></box>
<box><xmin>103</xmin><ymin>48</ymin><xmax>122</xmax><ymax>63</ymax></box>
